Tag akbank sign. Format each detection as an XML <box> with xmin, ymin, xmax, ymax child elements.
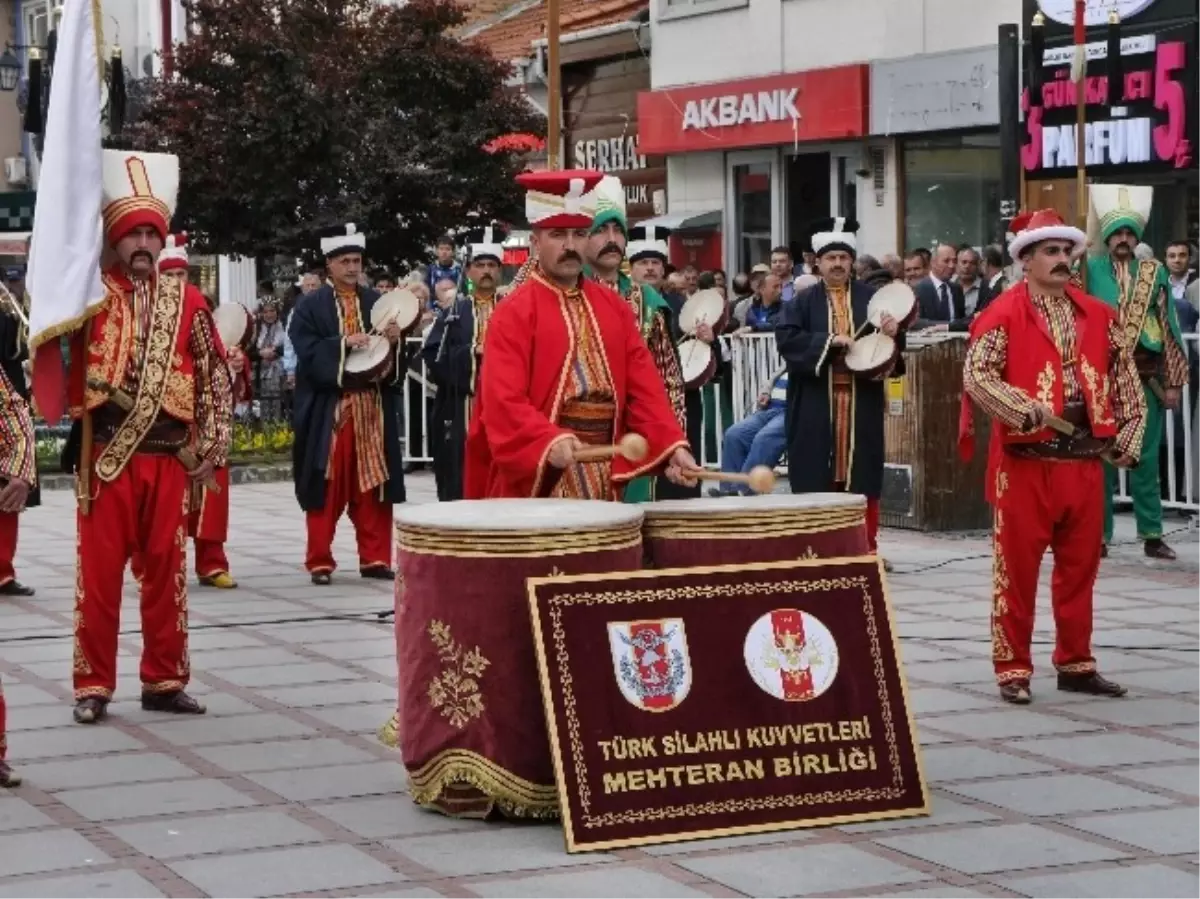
<box><xmin>638</xmin><ymin>66</ymin><xmax>868</xmax><ymax>155</ymax></box>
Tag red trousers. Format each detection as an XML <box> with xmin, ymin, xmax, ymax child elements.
<box><xmin>0</xmin><ymin>676</ymin><xmax>8</xmax><ymax>762</ymax></box>
<box><xmin>75</xmin><ymin>453</ymin><xmax>191</xmax><ymax>702</ymax></box>
<box><xmin>132</xmin><ymin>468</ymin><xmax>232</xmax><ymax>581</ymax></box>
<box><xmin>991</xmin><ymin>453</ymin><xmax>1101</xmax><ymax>685</ymax></box>
<box><xmin>305</xmin><ymin>417</ymin><xmax>392</xmax><ymax>573</ymax></box>
<box><xmin>865</xmin><ymin>497</ymin><xmax>880</xmax><ymax>553</ymax></box>
<box><xmin>0</xmin><ymin>511</ymin><xmax>17</xmax><ymax>586</ymax></box>
<box><xmin>191</xmin><ymin>467</ymin><xmax>231</xmax><ymax>577</ymax></box>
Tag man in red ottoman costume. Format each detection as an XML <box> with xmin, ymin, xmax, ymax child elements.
<box><xmin>464</xmin><ymin>170</ymin><xmax>701</xmax><ymax>499</ymax></box>
<box><xmin>960</xmin><ymin>210</ymin><xmax>1145</xmax><ymax>705</ymax></box>
<box><xmin>66</xmin><ymin>151</ymin><xmax>232</xmax><ymax>724</ymax></box>
<box><xmin>0</xmin><ymin>364</ymin><xmax>36</xmax><ymax>785</ymax></box>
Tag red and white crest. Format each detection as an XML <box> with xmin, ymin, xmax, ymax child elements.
<box><xmin>744</xmin><ymin>609</ymin><xmax>839</xmax><ymax>702</ymax></box>
<box><xmin>607</xmin><ymin>619</ymin><xmax>692</xmax><ymax>712</ymax></box>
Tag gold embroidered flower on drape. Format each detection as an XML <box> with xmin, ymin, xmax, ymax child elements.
<box><xmin>1080</xmin><ymin>357</ymin><xmax>1114</xmax><ymax>426</ymax></box>
<box><xmin>1035</xmin><ymin>362</ymin><xmax>1055</xmax><ymax>407</ymax></box>
<box><xmin>427</xmin><ymin>620</ymin><xmax>490</xmax><ymax>729</ymax></box>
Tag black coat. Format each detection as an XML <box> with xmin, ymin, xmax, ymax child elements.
<box><xmin>422</xmin><ymin>296</ymin><xmax>484</xmax><ymax>502</ymax></box>
<box><xmin>775</xmin><ymin>281</ymin><xmax>904</xmax><ymax>499</ymax></box>
<box><xmin>913</xmin><ymin>276</ymin><xmax>967</xmax><ymax>331</ymax></box>
<box><xmin>289</xmin><ymin>284</ymin><xmax>406</xmax><ymax>511</ymax></box>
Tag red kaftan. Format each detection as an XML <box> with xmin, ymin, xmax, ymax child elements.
<box><xmin>463</xmin><ymin>270</ymin><xmax>688</xmax><ymax>500</ymax></box>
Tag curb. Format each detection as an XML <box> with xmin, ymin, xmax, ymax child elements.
<box><xmin>38</xmin><ymin>461</ymin><xmax>294</xmax><ymax>492</ymax></box>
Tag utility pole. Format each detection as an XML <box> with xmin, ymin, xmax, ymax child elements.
<box><xmin>546</xmin><ymin>0</ymin><xmax>561</xmax><ymax>168</ymax></box>
<box><xmin>997</xmin><ymin>23</ymin><xmax>1020</xmax><ymax>257</ymax></box>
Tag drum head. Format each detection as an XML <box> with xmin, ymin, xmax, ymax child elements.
<box><xmin>679</xmin><ymin>289</ymin><xmax>726</xmax><ymax>334</ymax></box>
<box><xmin>345</xmin><ymin>334</ymin><xmax>391</xmax><ymax>372</ymax></box>
<box><xmin>679</xmin><ymin>339</ymin><xmax>714</xmax><ymax>383</ymax></box>
<box><xmin>845</xmin><ymin>332</ymin><xmax>897</xmax><ymax>373</ymax></box>
<box><xmin>396</xmin><ymin>499</ymin><xmax>644</xmax><ymax>531</ymax></box>
<box><xmin>372</xmin><ymin>288</ymin><xmax>422</xmax><ymax>333</ymax></box>
<box><xmin>643</xmin><ymin>493</ymin><xmax>866</xmax><ymax>517</ymax></box>
<box><xmin>867</xmin><ymin>282</ymin><xmax>917</xmax><ymax>328</ymax></box>
<box><xmin>213</xmin><ymin>303</ymin><xmax>251</xmax><ymax>351</ymax></box>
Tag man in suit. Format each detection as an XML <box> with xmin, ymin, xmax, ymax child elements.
<box><xmin>955</xmin><ymin>245</ymin><xmax>993</xmax><ymax>316</ymax></box>
<box><xmin>983</xmin><ymin>244</ymin><xmax>1008</xmax><ymax>301</ymax></box>
<box><xmin>913</xmin><ymin>243</ymin><xmax>967</xmax><ymax>333</ymax></box>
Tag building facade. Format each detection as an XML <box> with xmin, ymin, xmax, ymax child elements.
<box><xmin>1020</xmin><ymin>0</ymin><xmax>1198</xmax><ymax>250</ymax></box>
<box><xmin>641</xmin><ymin>0</ymin><xmax>1023</xmax><ymax>271</ymax></box>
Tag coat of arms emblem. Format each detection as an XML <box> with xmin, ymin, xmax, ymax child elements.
<box><xmin>607</xmin><ymin>619</ymin><xmax>692</xmax><ymax>712</ymax></box>
<box><xmin>743</xmin><ymin>609</ymin><xmax>839</xmax><ymax>702</ymax></box>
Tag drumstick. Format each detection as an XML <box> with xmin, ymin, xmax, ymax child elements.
<box><xmin>690</xmin><ymin>466</ymin><xmax>777</xmax><ymax>494</ymax></box>
<box><xmin>572</xmin><ymin>433</ymin><xmax>650</xmax><ymax>464</ymax></box>
<box><xmin>1043</xmin><ymin>413</ymin><xmax>1077</xmax><ymax>437</ymax></box>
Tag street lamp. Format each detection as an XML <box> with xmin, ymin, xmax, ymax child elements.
<box><xmin>0</xmin><ymin>48</ymin><xmax>20</xmax><ymax>93</ymax></box>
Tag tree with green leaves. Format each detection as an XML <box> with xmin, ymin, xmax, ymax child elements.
<box><xmin>126</xmin><ymin>0</ymin><xmax>540</xmax><ymax>269</ymax></box>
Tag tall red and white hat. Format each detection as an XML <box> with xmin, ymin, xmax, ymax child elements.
<box><xmin>158</xmin><ymin>232</ymin><xmax>189</xmax><ymax>272</ymax></box>
<box><xmin>1007</xmin><ymin>209</ymin><xmax>1086</xmax><ymax>259</ymax></box>
<box><xmin>515</xmin><ymin>169</ymin><xmax>604</xmax><ymax>229</ymax></box>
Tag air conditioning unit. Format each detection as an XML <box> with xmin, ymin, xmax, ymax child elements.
<box><xmin>3</xmin><ymin>156</ymin><xmax>27</xmax><ymax>186</ymax></box>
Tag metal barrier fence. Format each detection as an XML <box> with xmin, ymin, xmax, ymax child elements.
<box><xmin>36</xmin><ymin>333</ymin><xmax>1196</xmax><ymax>515</ymax></box>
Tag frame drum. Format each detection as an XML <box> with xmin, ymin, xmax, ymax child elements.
<box><xmin>641</xmin><ymin>493</ymin><xmax>869</xmax><ymax>569</ymax></box>
<box><xmin>867</xmin><ymin>282</ymin><xmax>918</xmax><ymax>330</ymax></box>
<box><xmin>343</xmin><ymin>335</ymin><xmax>393</xmax><ymax>387</ymax></box>
<box><xmin>372</xmin><ymin>287</ymin><xmax>423</xmax><ymax>335</ymax></box>
<box><xmin>844</xmin><ymin>332</ymin><xmax>898</xmax><ymax>380</ymax></box>
<box><xmin>678</xmin><ymin>338</ymin><xmax>715</xmax><ymax>390</ymax></box>
<box><xmin>390</xmin><ymin>499</ymin><xmax>645</xmax><ymax>819</ymax></box>
<box><xmin>679</xmin><ymin>288</ymin><xmax>729</xmax><ymax>335</ymax></box>
<box><xmin>213</xmin><ymin>302</ymin><xmax>253</xmax><ymax>353</ymax></box>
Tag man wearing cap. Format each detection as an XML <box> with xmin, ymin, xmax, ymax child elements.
<box><xmin>464</xmin><ymin>170</ymin><xmax>699</xmax><ymax>499</ymax></box>
<box><xmin>65</xmin><ymin>151</ymin><xmax>232</xmax><ymax>724</ymax></box>
<box><xmin>1085</xmin><ymin>186</ymin><xmax>1188</xmax><ymax>561</ymax></box>
<box><xmin>629</xmin><ymin>222</ymin><xmax>720</xmax><ymax>500</ymax></box>
<box><xmin>289</xmin><ymin>224</ymin><xmax>407</xmax><ymax>584</ymax></box>
<box><xmin>961</xmin><ymin>209</ymin><xmax>1145</xmax><ymax>704</ymax></box>
<box><xmin>137</xmin><ymin>235</ymin><xmax>242</xmax><ymax>590</ymax></box>
<box><xmin>776</xmin><ymin>218</ymin><xmax>902</xmax><ymax>554</ymax></box>
<box><xmin>424</xmin><ymin>227</ymin><xmax>505</xmax><ymax>501</ymax></box>
<box><xmin>0</xmin><ymin>361</ymin><xmax>36</xmax><ymax>784</ymax></box>
<box><xmin>0</xmin><ymin>256</ymin><xmax>36</xmax><ymax>597</ymax></box>
<box><xmin>583</xmin><ymin>176</ymin><xmax>688</xmax><ymax>502</ymax></box>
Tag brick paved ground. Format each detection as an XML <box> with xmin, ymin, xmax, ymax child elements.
<box><xmin>0</xmin><ymin>476</ymin><xmax>1195</xmax><ymax>898</ymax></box>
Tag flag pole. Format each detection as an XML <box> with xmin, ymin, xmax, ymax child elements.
<box><xmin>546</xmin><ymin>0</ymin><xmax>561</xmax><ymax>168</ymax></box>
<box><xmin>1073</xmin><ymin>0</ymin><xmax>1088</xmax><ymax>290</ymax></box>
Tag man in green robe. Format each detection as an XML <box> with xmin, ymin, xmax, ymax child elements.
<box><xmin>1085</xmin><ymin>185</ymin><xmax>1189</xmax><ymax>560</ymax></box>
<box><xmin>583</xmin><ymin>176</ymin><xmax>687</xmax><ymax>503</ymax></box>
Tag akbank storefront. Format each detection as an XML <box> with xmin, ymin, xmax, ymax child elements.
<box><xmin>637</xmin><ymin>65</ymin><xmax>871</xmax><ymax>274</ymax></box>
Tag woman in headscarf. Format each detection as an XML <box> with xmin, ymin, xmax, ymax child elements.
<box><xmin>250</xmin><ymin>297</ymin><xmax>287</xmax><ymax>420</ymax></box>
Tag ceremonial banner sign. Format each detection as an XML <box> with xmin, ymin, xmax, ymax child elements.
<box><xmin>528</xmin><ymin>557</ymin><xmax>928</xmax><ymax>852</ymax></box>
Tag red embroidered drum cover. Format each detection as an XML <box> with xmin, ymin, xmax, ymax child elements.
<box><xmin>641</xmin><ymin>493</ymin><xmax>869</xmax><ymax>569</ymax></box>
<box><xmin>389</xmin><ymin>499</ymin><xmax>645</xmax><ymax>819</ymax></box>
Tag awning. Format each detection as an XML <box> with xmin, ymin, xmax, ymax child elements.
<box><xmin>633</xmin><ymin>210</ymin><xmax>721</xmax><ymax>233</ymax></box>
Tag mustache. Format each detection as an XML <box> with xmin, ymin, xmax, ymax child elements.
<box><xmin>558</xmin><ymin>250</ymin><xmax>583</xmax><ymax>265</ymax></box>
<box><xmin>131</xmin><ymin>250</ymin><xmax>154</xmax><ymax>263</ymax></box>
<box><xmin>598</xmin><ymin>243</ymin><xmax>623</xmax><ymax>257</ymax></box>
<box><xmin>1052</xmin><ymin>263</ymin><xmax>1071</xmax><ymax>274</ymax></box>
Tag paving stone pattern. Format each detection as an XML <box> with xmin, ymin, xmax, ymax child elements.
<box><xmin>0</xmin><ymin>477</ymin><xmax>1196</xmax><ymax>897</ymax></box>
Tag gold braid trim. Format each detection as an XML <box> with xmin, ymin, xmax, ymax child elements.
<box><xmin>1119</xmin><ymin>260</ymin><xmax>1159</xmax><ymax>352</ymax></box>
<box><xmin>407</xmin><ymin>749</ymin><xmax>560</xmax><ymax>819</ymax></box>
<box><xmin>397</xmin><ymin>522</ymin><xmax>642</xmax><ymax>557</ymax></box>
<box><xmin>644</xmin><ymin>508</ymin><xmax>866</xmax><ymax>540</ymax></box>
<box><xmin>377</xmin><ymin>711</ymin><xmax>400</xmax><ymax>748</ymax></box>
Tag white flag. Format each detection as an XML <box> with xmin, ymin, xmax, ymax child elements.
<box><xmin>26</xmin><ymin>0</ymin><xmax>105</xmax><ymax>421</ymax></box>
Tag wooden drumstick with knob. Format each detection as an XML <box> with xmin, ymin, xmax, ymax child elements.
<box><xmin>690</xmin><ymin>465</ymin><xmax>776</xmax><ymax>494</ymax></box>
<box><xmin>572</xmin><ymin>433</ymin><xmax>650</xmax><ymax>463</ymax></box>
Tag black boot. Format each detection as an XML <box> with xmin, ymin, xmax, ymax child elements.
<box><xmin>1057</xmin><ymin>671</ymin><xmax>1127</xmax><ymax>697</ymax></box>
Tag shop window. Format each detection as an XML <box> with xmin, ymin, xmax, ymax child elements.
<box><xmin>903</xmin><ymin>133</ymin><xmax>1000</xmax><ymax>251</ymax></box>
<box><xmin>733</xmin><ymin>162</ymin><xmax>772</xmax><ymax>274</ymax></box>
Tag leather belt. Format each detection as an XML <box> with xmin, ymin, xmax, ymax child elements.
<box><xmin>92</xmin><ymin>404</ymin><xmax>189</xmax><ymax>456</ymax></box>
<box><xmin>1007</xmin><ymin>402</ymin><xmax>1113</xmax><ymax>461</ymax></box>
